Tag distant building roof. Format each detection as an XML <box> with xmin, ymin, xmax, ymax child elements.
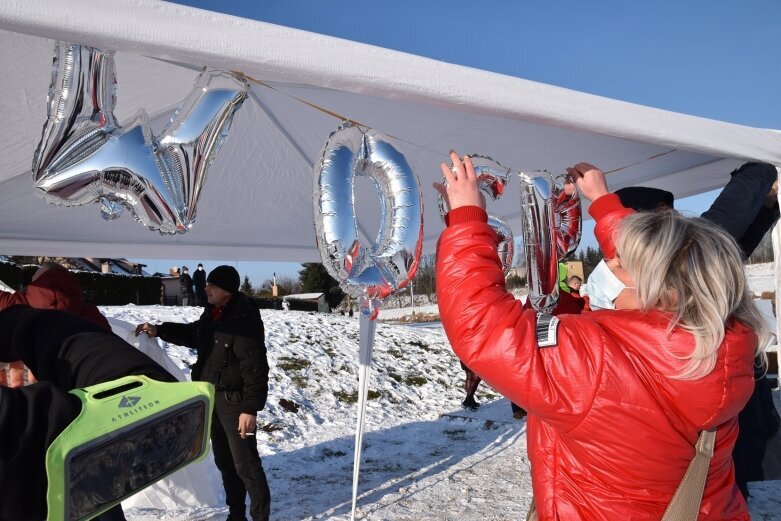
<box><xmin>284</xmin><ymin>292</ymin><xmax>324</xmax><ymax>301</ymax></box>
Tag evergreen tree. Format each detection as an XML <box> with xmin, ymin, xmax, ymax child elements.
<box><xmin>240</xmin><ymin>275</ymin><xmax>254</xmax><ymax>297</ymax></box>
<box><xmin>298</xmin><ymin>263</ymin><xmax>344</xmax><ymax>310</ymax></box>
<box><xmin>575</xmin><ymin>246</ymin><xmax>603</xmax><ymax>280</ymax></box>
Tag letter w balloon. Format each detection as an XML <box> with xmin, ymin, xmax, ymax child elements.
<box><xmin>32</xmin><ymin>42</ymin><xmax>249</xmax><ymax>234</ymax></box>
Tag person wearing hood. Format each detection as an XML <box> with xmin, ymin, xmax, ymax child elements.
<box><xmin>0</xmin><ymin>262</ymin><xmax>110</xmax><ymax>387</ymax></box>
<box><xmin>193</xmin><ymin>263</ymin><xmax>207</xmax><ymax>307</ymax></box>
<box><xmin>436</xmin><ymin>153</ymin><xmax>763</xmax><ymax>520</ymax></box>
<box><xmin>135</xmin><ymin>265</ymin><xmax>270</xmax><ymax>521</ymax></box>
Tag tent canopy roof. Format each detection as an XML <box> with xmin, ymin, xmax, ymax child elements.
<box><xmin>1</xmin><ymin>0</ymin><xmax>780</xmax><ymax>261</ymax></box>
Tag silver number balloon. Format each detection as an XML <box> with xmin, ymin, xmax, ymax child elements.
<box><xmin>519</xmin><ymin>171</ymin><xmax>582</xmax><ymax>314</ymax></box>
<box><xmin>32</xmin><ymin>42</ymin><xmax>249</xmax><ymax>234</ymax></box>
<box><xmin>437</xmin><ymin>155</ymin><xmax>514</xmax><ymax>274</ymax></box>
<box><xmin>313</xmin><ymin>122</ymin><xmax>423</xmax><ymax>317</ymax></box>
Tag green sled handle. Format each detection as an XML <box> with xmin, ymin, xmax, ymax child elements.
<box><xmin>46</xmin><ymin>375</ymin><xmax>214</xmax><ymax>521</ymax></box>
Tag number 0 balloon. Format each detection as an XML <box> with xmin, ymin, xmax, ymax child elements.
<box><xmin>312</xmin><ymin>122</ymin><xmax>423</xmax><ymax>521</ymax></box>
<box><xmin>313</xmin><ymin>122</ymin><xmax>423</xmax><ymax>315</ymax></box>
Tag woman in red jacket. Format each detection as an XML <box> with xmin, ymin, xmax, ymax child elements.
<box><xmin>435</xmin><ymin>153</ymin><xmax>766</xmax><ymax>520</ymax></box>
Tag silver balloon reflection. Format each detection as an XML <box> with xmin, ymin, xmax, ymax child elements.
<box><xmin>32</xmin><ymin>42</ymin><xmax>249</xmax><ymax>234</ymax></box>
<box><xmin>488</xmin><ymin>215</ymin><xmax>515</xmax><ymax>275</ymax></box>
<box><xmin>437</xmin><ymin>155</ymin><xmax>514</xmax><ymax>274</ymax></box>
<box><xmin>313</xmin><ymin>122</ymin><xmax>423</xmax><ymax>313</ymax></box>
<box><xmin>519</xmin><ymin>171</ymin><xmax>582</xmax><ymax>314</ymax></box>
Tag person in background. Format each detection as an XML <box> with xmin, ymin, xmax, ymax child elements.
<box><xmin>0</xmin><ymin>262</ymin><xmax>110</xmax><ymax>387</ymax></box>
<box><xmin>135</xmin><ymin>265</ymin><xmax>270</xmax><ymax>521</ymax></box>
<box><xmin>699</xmin><ymin>162</ymin><xmax>780</xmax><ymax>498</ymax></box>
<box><xmin>460</xmin><ymin>361</ymin><xmax>482</xmax><ymax>411</ymax></box>
<box><xmin>193</xmin><ymin>263</ymin><xmax>207</xmax><ymax>307</ymax></box>
<box><xmin>0</xmin><ymin>306</ymin><xmax>175</xmax><ymax>521</ymax></box>
<box><xmin>566</xmin><ymin>275</ymin><xmax>582</xmax><ymax>296</ymax></box>
<box><xmin>179</xmin><ymin>266</ymin><xmax>194</xmax><ymax>307</ymax></box>
<box><xmin>436</xmin><ymin>152</ymin><xmax>763</xmax><ymax>519</ymax></box>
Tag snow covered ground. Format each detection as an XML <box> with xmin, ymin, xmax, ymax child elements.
<box><xmin>100</xmin><ymin>301</ymin><xmax>781</xmax><ymax>521</ymax></box>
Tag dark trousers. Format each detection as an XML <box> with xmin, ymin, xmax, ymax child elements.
<box><xmin>211</xmin><ymin>393</ymin><xmax>271</xmax><ymax>521</ymax></box>
<box><xmin>196</xmin><ymin>288</ymin><xmax>207</xmax><ymax>307</ymax></box>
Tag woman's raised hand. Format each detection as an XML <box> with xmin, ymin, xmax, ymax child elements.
<box><xmin>566</xmin><ymin>162</ymin><xmax>609</xmax><ymax>203</ymax></box>
<box><xmin>433</xmin><ymin>151</ymin><xmax>487</xmax><ymax>212</ymax></box>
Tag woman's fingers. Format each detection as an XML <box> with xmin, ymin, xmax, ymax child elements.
<box><xmin>463</xmin><ymin>155</ymin><xmax>476</xmax><ymax>181</ymax></box>
<box><xmin>440</xmin><ymin>162</ymin><xmax>456</xmax><ymax>184</ymax></box>
<box><xmin>450</xmin><ymin>151</ymin><xmax>464</xmax><ymax>179</ymax></box>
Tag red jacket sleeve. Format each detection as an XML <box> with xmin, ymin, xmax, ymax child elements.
<box><xmin>436</xmin><ymin>217</ymin><xmax>606</xmax><ymax>430</ymax></box>
<box><xmin>590</xmin><ymin>194</ymin><xmax>634</xmax><ymax>259</ymax></box>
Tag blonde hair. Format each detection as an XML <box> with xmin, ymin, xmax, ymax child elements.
<box><xmin>616</xmin><ymin>210</ymin><xmax>767</xmax><ymax>380</ymax></box>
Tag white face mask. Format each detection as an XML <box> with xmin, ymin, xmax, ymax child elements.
<box><xmin>581</xmin><ymin>260</ymin><xmax>633</xmax><ymax>311</ymax></box>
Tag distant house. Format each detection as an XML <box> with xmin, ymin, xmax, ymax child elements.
<box><xmin>1</xmin><ymin>256</ymin><xmax>148</xmax><ymax>276</ymax></box>
<box><xmin>283</xmin><ymin>292</ymin><xmax>328</xmax><ymax>312</ymax></box>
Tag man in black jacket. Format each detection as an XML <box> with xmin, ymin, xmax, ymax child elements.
<box><xmin>0</xmin><ymin>305</ymin><xmax>175</xmax><ymax>521</ymax></box>
<box><xmin>136</xmin><ymin>265</ymin><xmax>270</xmax><ymax>521</ymax></box>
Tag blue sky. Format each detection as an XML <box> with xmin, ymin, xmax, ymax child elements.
<box><xmin>136</xmin><ymin>1</ymin><xmax>781</xmax><ymax>284</ymax></box>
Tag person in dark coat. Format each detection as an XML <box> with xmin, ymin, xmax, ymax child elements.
<box><xmin>700</xmin><ymin>162</ymin><xmax>780</xmax><ymax>498</ymax></box>
<box><xmin>0</xmin><ymin>306</ymin><xmax>175</xmax><ymax>521</ymax></box>
<box><xmin>179</xmin><ymin>266</ymin><xmax>195</xmax><ymax>306</ymax></box>
<box><xmin>0</xmin><ymin>262</ymin><xmax>111</xmax><ymax>387</ymax></box>
<box><xmin>135</xmin><ymin>265</ymin><xmax>271</xmax><ymax>521</ymax></box>
<box><xmin>193</xmin><ymin>263</ymin><xmax>207</xmax><ymax>307</ymax></box>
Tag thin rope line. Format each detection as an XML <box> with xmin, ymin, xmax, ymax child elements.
<box><xmin>238</xmin><ymin>72</ymin><xmax>680</xmax><ymax>173</ymax></box>
<box><xmin>603</xmin><ymin>149</ymin><xmax>678</xmax><ymax>174</ymax></box>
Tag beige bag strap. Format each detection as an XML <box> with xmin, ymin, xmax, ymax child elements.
<box><xmin>525</xmin><ymin>429</ymin><xmax>715</xmax><ymax>521</ymax></box>
<box><xmin>661</xmin><ymin>429</ymin><xmax>717</xmax><ymax>521</ymax></box>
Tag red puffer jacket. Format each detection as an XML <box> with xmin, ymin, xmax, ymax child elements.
<box><xmin>436</xmin><ymin>204</ymin><xmax>755</xmax><ymax>520</ymax></box>
<box><xmin>0</xmin><ymin>269</ymin><xmax>109</xmax><ymax>330</ymax></box>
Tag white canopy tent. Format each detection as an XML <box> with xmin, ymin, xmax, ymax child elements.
<box><xmin>1</xmin><ymin>0</ymin><xmax>780</xmax><ymax>262</ymax></box>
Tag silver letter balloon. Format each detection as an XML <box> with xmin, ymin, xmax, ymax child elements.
<box><xmin>519</xmin><ymin>171</ymin><xmax>581</xmax><ymax>314</ymax></box>
<box><xmin>437</xmin><ymin>155</ymin><xmax>515</xmax><ymax>274</ymax></box>
<box><xmin>313</xmin><ymin>122</ymin><xmax>423</xmax><ymax>317</ymax></box>
<box><xmin>32</xmin><ymin>42</ymin><xmax>249</xmax><ymax>234</ymax></box>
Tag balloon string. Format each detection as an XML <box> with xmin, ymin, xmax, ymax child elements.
<box><xmin>238</xmin><ymin>72</ymin><xmax>681</xmax><ymax>174</ymax></box>
<box><xmin>351</xmin><ymin>312</ymin><xmax>376</xmax><ymax>521</ymax></box>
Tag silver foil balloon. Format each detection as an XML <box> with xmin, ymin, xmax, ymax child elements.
<box><xmin>519</xmin><ymin>171</ymin><xmax>582</xmax><ymax>314</ymax></box>
<box><xmin>32</xmin><ymin>42</ymin><xmax>249</xmax><ymax>234</ymax></box>
<box><xmin>313</xmin><ymin>122</ymin><xmax>424</xmax><ymax>521</ymax></box>
<box><xmin>437</xmin><ymin>155</ymin><xmax>514</xmax><ymax>274</ymax></box>
<box><xmin>554</xmin><ymin>176</ymin><xmax>582</xmax><ymax>260</ymax></box>
<box><xmin>488</xmin><ymin>215</ymin><xmax>515</xmax><ymax>275</ymax></box>
<box><xmin>313</xmin><ymin>122</ymin><xmax>423</xmax><ymax>311</ymax></box>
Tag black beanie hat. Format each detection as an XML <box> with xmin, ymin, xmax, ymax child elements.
<box><xmin>615</xmin><ymin>186</ymin><xmax>674</xmax><ymax>212</ymax></box>
<box><xmin>207</xmin><ymin>265</ymin><xmax>240</xmax><ymax>293</ymax></box>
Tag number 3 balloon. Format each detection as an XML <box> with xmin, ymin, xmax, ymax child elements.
<box><xmin>436</xmin><ymin>155</ymin><xmax>514</xmax><ymax>274</ymax></box>
<box><xmin>32</xmin><ymin>42</ymin><xmax>249</xmax><ymax>234</ymax></box>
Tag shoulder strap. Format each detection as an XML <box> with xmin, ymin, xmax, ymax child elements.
<box><xmin>661</xmin><ymin>429</ymin><xmax>716</xmax><ymax>521</ymax></box>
